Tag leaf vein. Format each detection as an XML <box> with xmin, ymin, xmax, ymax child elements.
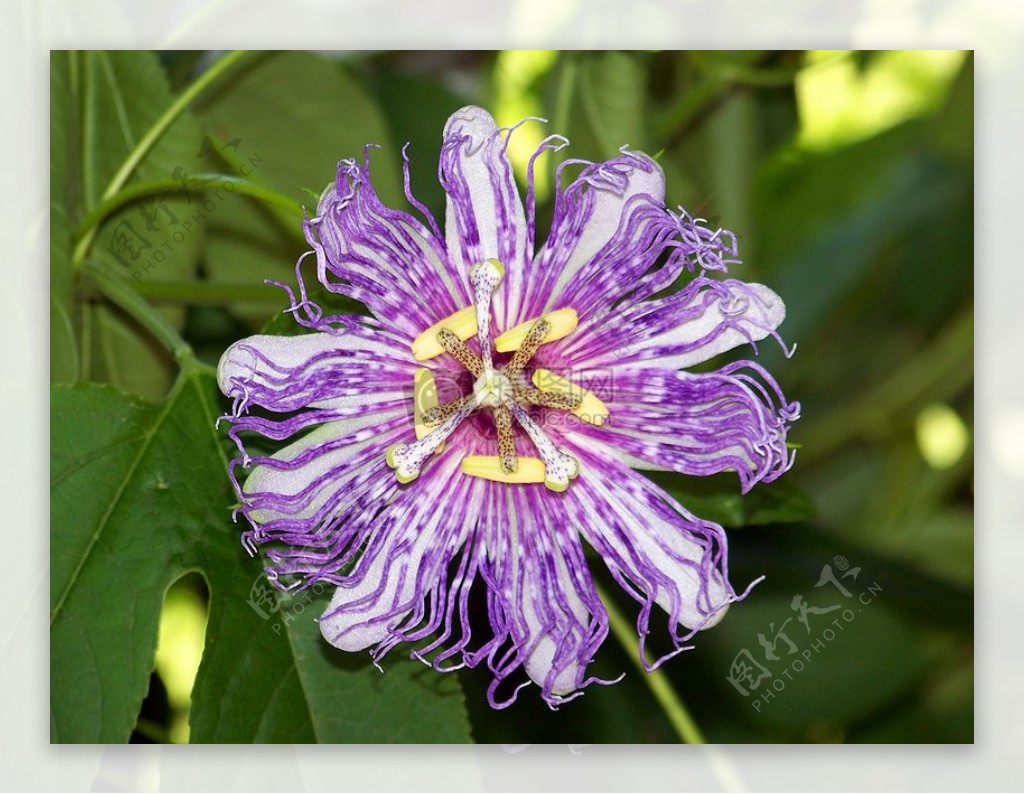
<box><xmin>50</xmin><ymin>378</ymin><xmax>184</xmax><ymax>626</ymax></box>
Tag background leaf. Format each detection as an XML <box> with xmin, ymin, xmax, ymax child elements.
<box><xmin>50</xmin><ymin>372</ymin><xmax>471</xmax><ymax>744</ymax></box>
<box><xmin>195</xmin><ymin>51</ymin><xmax>401</xmax><ymax>330</ymax></box>
<box><xmin>53</xmin><ymin>51</ymin><xmax>207</xmax><ymax>399</ymax></box>
<box><xmin>648</xmin><ymin>472</ymin><xmax>816</xmax><ymax>529</ymax></box>
<box><xmin>579</xmin><ymin>50</ymin><xmax>651</xmax><ymax>158</ymax></box>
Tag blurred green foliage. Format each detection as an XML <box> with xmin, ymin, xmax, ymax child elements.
<box><xmin>50</xmin><ymin>50</ymin><xmax>972</xmax><ymax>745</ymax></box>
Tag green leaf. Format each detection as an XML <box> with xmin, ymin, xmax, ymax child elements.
<box><xmin>579</xmin><ymin>51</ymin><xmax>650</xmax><ymax>159</ymax></box>
<box><xmin>650</xmin><ymin>472</ymin><xmax>816</xmax><ymax>528</ymax></box>
<box><xmin>372</xmin><ymin>65</ymin><xmax>470</xmax><ymax>218</ymax></box>
<box><xmin>50</xmin><ymin>370</ymin><xmax>471</xmax><ymax>743</ymax></box>
<box><xmin>50</xmin><ymin>295</ymin><xmax>79</xmax><ymax>384</ymax></box>
<box><xmin>876</xmin><ymin>508</ymin><xmax>974</xmax><ymax>589</ymax></box>
<box><xmin>84</xmin><ymin>303</ymin><xmax>177</xmax><ymax>400</ymax></box>
<box><xmin>929</xmin><ymin>52</ymin><xmax>973</xmax><ymax>165</ymax></box>
<box><xmin>743</xmin><ymin>481</ymin><xmax>817</xmax><ymax>526</ymax></box>
<box><xmin>852</xmin><ymin>644</ymin><xmax>973</xmax><ymax>743</ymax></box>
<box><xmin>192</xmin><ymin>198</ymin><xmax>305</xmax><ymax>330</ymax></box>
<box><xmin>755</xmin><ymin>123</ymin><xmax>964</xmax><ymax>341</ymax></box>
<box><xmin>700</xmin><ymin>89</ymin><xmax>759</xmax><ymax>251</ymax></box>
<box><xmin>192</xmin><ymin>588</ymin><xmax>469</xmax><ymax>743</ymax></box>
<box><xmin>51</xmin><ymin>376</ymin><xmax>213</xmax><ymax>742</ymax></box>
<box><xmin>199</xmin><ymin>52</ymin><xmax>400</xmax><ymax>205</ymax></box>
<box><xmin>82</xmin><ymin>51</ymin><xmax>205</xmax><ymax>282</ymax></box>
<box><xmin>52</xmin><ymin>51</ymin><xmax>207</xmax><ymax>398</ymax></box>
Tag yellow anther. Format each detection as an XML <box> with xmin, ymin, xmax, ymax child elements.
<box><xmin>413</xmin><ymin>368</ymin><xmax>445</xmax><ymax>453</ymax></box>
<box><xmin>411</xmin><ymin>306</ymin><xmax>478</xmax><ymax>361</ymax></box>
<box><xmin>495</xmin><ymin>308</ymin><xmax>579</xmax><ymax>353</ymax></box>
<box><xmin>461</xmin><ymin>455</ymin><xmax>547</xmax><ymax>484</ymax></box>
<box><xmin>532</xmin><ymin>369</ymin><xmax>610</xmax><ymax>427</ymax></box>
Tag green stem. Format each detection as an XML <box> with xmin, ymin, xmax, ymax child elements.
<box><xmin>653</xmin><ymin>77</ymin><xmax>724</xmax><ymax>142</ymax></box>
<box><xmin>72</xmin><ymin>175</ymin><xmax>302</xmax><ymax>251</ymax></box>
<box><xmin>74</xmin><ymin>50</ymin><xmax>251</xmax><ymax>272</ymax></box>
<box><xmin>81</xmin><ymin>260</ymin><xmax>192</xmax><ymax>363</ymax></box>
<box><xmin>101</xmin><ymin>50</ymin><xmax>249</xmax><ymax>202</ymax></box>
<box><xmin>597</xmin><ymin>582</ymin><xmax>706</xmax><ymax>744</ymax></box>
<box><xmin>206</xmin><ymin>126</ymin><xmax>308</xmax><ymax>246</ymax></box>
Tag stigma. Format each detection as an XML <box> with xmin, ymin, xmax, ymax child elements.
<box><xmin>474</xmin><ymin>369</ymin><xmax>513</xmax><ymax>408</ymax></box>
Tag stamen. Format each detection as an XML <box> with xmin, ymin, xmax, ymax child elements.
<box><xmin>532</xmin><ymin>368</ymin><xmax>610</xmax><ymax>427</ymax></box>
<box><xmin>492</xmin><ymin>404</ymin><xmax>518</xmax><ymax>474</ymax></box>
<box><xmin>387</xmin><ymin>396</ymin><xmax>479</xmax><ymax>483</ymax></box>
<box><xmin>461</xmin><ymin>455</ymin><xmax>546</xmax><ymax>484</ymax></box>
<box><xmin>469</xmin><ymin>259</ymin><xmax>505</xmax><ymax>372</ymax></box>
<box><xmin>438</xmin><ymin>328</ymin><xmax>483</xmax><ymax>377</ymax></box>
<box><xmin>495</xmin><ymin>308</ymin><xmax>578</xmax><ymax>353</ymax></box>
<box><xmin>503</xmin><ymin>318</ymin><xmax>551</xmax><ymax>378</ymax></box>
<box><xmin>403</xmin><ymin>268</ymin><xmax>588</xmax><ymax>489</ymax></box>
<box><xmin>505</xmin><ymin>400</ymin><xmax>580</xmax><ymax>492</ymax></box>
<box><xmin>411</xmin><ymin>306</ymin><xmax>478</xmax><ymax>361</ymax></box>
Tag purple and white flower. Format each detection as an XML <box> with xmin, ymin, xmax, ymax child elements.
<box><xmin>217</xmin><ymin>106</ymin><xmax>799</xmax><ymax>708</ymax></box>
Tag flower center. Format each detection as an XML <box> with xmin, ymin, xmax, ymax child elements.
<box><xmin>473</xmin><ymin>369</ymin><xmax>512</xmax><ymax>408</ymax></box>
<box><xmin>387</xmin><ymin>259</ymin><xmax>609</xmax><ymax>491</ymax></box>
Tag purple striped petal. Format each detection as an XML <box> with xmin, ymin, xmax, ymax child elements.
<box><xmin>218</xmin><ymin>326</ymin><xmax>417</xmax><ymax>415</ymax></box>
<box><xmin>564</xmin><ymin>439</ymin><xmax>743</xmax><ymax>650</ymax></box>
<box><xmin>439</xmin><ymin>106</ymin><xmax>528</xmax><ymax>329</ymax></box>
<box><xmin>243</xmin><ymin>414</ymin><xmax>403</xmax><ymax>522</ymax></box>
<box><xmin>235</xmin><ymin>412</ymin><xmax>410</xmax><ymax>586</ymax></box>
<box><xmin>319</xmin><ymin>453</ymin><xmax>477</xmax><ymax>652</ymax></box>
<box><xmin>520</xmin><ymin>151</ymin><xmax>672</xmax><ymax>324</ymax></box>
<box><xmin>563</xmin><ymin>276</ymin><xmax>787</xmax><ymax>371</ymax></box>
<box><xmin>574</xmin><ymin>362</ymin><xmax>799</xmax><ymax>491</ymax></box>
<box><xmin>473</xmin><ymin>484</ymin><xmax>609</xmax><ymax>707</ymax></box>
<box><xmin>309</xmin><ymin>150</ymin><xmax>467</xmax><ymax>339</ymax></box>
